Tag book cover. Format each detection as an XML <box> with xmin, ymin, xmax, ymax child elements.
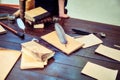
<box><xmin>25</xmin><ymin>7</ymin><xmax>51</xmax><ymax>22</ymax></box>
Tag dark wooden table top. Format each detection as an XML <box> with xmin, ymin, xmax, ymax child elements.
<box><xmin>0</xmin><ymin>5</ymin><xmax>120</xmax><ymax>80</ymax></box>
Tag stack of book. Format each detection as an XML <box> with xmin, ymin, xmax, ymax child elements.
<box><xmin>24</xmin><ymin>7</ymin><xmax>51</xmax><ymax>28</ymax></box>
<box><xmin>20</xmin><ymin>41</ymin><xmax>55</xmax><ymax>69</ymax></box>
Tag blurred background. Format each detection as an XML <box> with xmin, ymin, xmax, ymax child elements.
<box><xmin>0</xmin><ymin>0</ymin><xmax>120</xmax><ymax>26</ymax></box>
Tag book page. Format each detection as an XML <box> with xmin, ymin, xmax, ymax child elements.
<box><xmin>81</xmin><ymin>62</ymin><xmax>118</xmax><ymax>80</ymax></box>
<box><xmin>75</xmin><ymin>34</ymin><xmax>103</xmax><ymax>48</ymax></box>
<box><xmin>95</xmin><ymin>44</ymin><xmax>120</xmax><ymax>62</ymax></box>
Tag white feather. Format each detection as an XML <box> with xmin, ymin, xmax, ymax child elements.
<box><xmin>16</xmin><ymin>18</ymin><xmax>25</xmax><ymax>30</ymax></box>
<box><xmin>55</xmin><ymin>23</ymin><xmax>67</xmax><ymax>44</ymax></box>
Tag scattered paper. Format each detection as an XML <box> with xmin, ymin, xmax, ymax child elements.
<box><xmin>21</xmin><ymin>50</ymin><xmax>46</xmax><ymax>69</ymax></box>
<box><xmin>75</xmin><ymin>34</ymin><xmax>103</xmax><ymax>48</ymax></box>
<box><xmin>95</xmin><ymin>44</ymin><xmax>120</xmax><ymax>62</ymax></box>
<box><xmin>0</xmin><ymin>48</ymin><xmax>21</xmax><ymax>80</ymax></box>
<box><xmin>81</xmin><ymin>62</ymin><xmax>118</xmax><ymax>80</ymax></box>
<box><xmin>34</xmin><ymin>23</ymin><xmax>44</xmax><ymax>28</ymax></box>
<box><xmin>21</xmin><ymin>41</ymin><xmax>55</xmax><ymax>69</ymax></box>
<box><xmin>0</xmin><ymin>25</ymin><xmax>7</xmax><ymax>34</ymax></box>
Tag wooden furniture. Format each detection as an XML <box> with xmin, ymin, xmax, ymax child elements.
<box><xmin>0</xmin><ymin>4</ymin><xmax>120</xmax><ymax>80</ymax></box>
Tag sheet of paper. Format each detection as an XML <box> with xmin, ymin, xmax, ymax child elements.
<box><xmin>34</xmin><ymin>23</ymin><xmax>44</xmax><ymax>28</ymax></box>
<box><xmin>21</xmin><ymin>51</ymin><xmax>45</xmax><ymax>69</ymax></box>
<box><xmin>95</xmin><ymin>44</ymin><xmax>120</xmax><ymax>62</ymax></box>
<box><xmin>75</xmin><ymin>34</ymin><xmax>103</xmax><ymax>48</ymax></box>
<box><xmin>41</xmin><ymin>31</ymin><xmax>84</xmax><ymax>54</ymax></box>
<box><xmin>0</xmin><ymin>48</ymin><xmax>21</xmax><ymax>80</ymax></box>
<box><xmin>0</xmin><ymin>25</ymin><xmax>7</xmax><ymax>34</ymax></box>
<box><xmin>81</xmin><ymin>62</ymin><xmax>118</xmax><ymax>80</ymax></box>
<box><xmin>21</xmin><ymin>41</ymin><xmax>55</xmax><ymax>69</ymax></box>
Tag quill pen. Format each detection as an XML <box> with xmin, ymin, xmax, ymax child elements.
<box><xmin>16</xmin><ymin>18</ymin><xmax>25</xmax><ymax>33</ymax></box>
<box><xmin>55</xmin><ymin>23</ymin><xmax>67</xmax><ymax>46</ymax></box>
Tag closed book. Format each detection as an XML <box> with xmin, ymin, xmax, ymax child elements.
<box><xmin>25</xmin><ymin>7</ymin><xmax>51</xmax><ymax>22</ymax></box>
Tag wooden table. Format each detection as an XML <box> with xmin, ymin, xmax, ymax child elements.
<box><xmin>0</xmin><ymin>5</ymin><xmax>120</xmax><ymax>80</ymax></box>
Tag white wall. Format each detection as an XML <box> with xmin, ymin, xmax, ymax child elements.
<box><xmin>67</xmin><ymin>0</ymin><xmax>120</xmax><ymax>26</ymax></box>
<box><xmin>1</xmin><ymin>0</ymin><xmax>19</xmax><ymax>4</ymax></box>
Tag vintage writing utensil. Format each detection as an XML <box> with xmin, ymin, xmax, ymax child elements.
<box><xmin>55</xmin><ymin>23</ymin><xmax>67</xmax><ymax>47</ymax></box>
<box><xmin>17</xmin><ymin>18</ymin><xmax>39</xmax><ymax>42</ymax></box>
<box><xmin>0</xmin><ymin>22</ymin><xmax>24</xmax><ymax>39</ymax></box>
<box><xmin>16</xmin><ymin>18</ymin><xmax>25</xmax><ymax>33</ymax></box>
<box><xmin>72</xmin><ymin>28</ymin><xmax>90</xmax><ymax>35</ymax></box>
<box><xmin>72</xmin><ymin>28</ymin><xmax>106</xmax><ymax>38</ymax></box>
<box><xmin>0</xmin><ymin>13</ymin><xmax>15</xmax><ymax>20</ymax></box>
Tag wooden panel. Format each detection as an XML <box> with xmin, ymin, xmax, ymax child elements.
<box><xmin>41</xmin><ymin>31</ymin><xmax>84</xmax><ymax>55</ymax></box>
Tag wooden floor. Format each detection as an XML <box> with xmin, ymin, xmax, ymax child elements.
<box><xmin>0</xmin><ymin>5</ymin><xmax>120</xmax><ymax>80</ymax></box>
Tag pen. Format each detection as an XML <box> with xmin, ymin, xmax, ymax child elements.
<box><xmin>0</xmin><ymin>22</ymin><xmax>24</xmax><ymax>39</ymax></box>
